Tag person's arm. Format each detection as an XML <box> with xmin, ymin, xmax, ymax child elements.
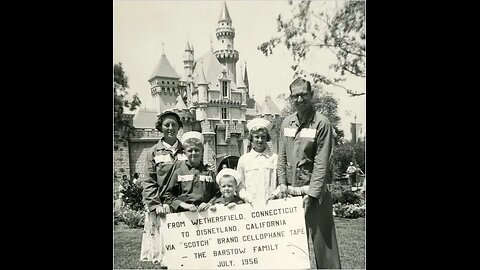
<box><xmin>236</xmin><ymin>156</ymin><xmax>248</xmax><ymax>201</ymax></box>
<box><xmin>207</xmin><ymin>171</ymin><xmax>220</xmax><ymax>205</ymax></box>
<box><xmin>308</xmin><ymin>117</ymin><xmax>334</xmax><ymax>200</ymax></box>
<box><xmin>142</xmin><ymin>149</ymin><xmax>162</xmax><ymax>212</ymax></box>
<box><xmin>163</xmin><ymin>171</ymin><xmax>183</xmax><ymax>212</ymax></box>
<box><xmin>276</xmin><ymin>119</ymin><xmax>288</xmax><ymax>194</ymax></box>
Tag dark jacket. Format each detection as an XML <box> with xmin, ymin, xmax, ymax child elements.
<box><xmin>277</xmin><ymin>110</ymin><xmax>334</xmax><ymax>200</ymax></box>
<box><xmin>163</xmin><ymin>161</ymin><xmax>219</xmax><ymax>212</ymax></box>
<box><xmin>142</xmin><ymin>139</ymin><xmax>186</xmax><ymax>212</ymax></box>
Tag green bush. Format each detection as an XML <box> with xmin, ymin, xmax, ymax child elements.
<box><xmin>121</xmin><ymin>181</ymin><xmax>144</xmax><ymax>211</ymax></box>
<box><xmin>121</xmin><ymin>207</ymin><xmax>145</xmax><ymax>228</ymax></box>
<box><xmin>114</xmin><ymin>209</ymin><xmax>124</xmax><ymax>225</ymax></box>
<box><xmin>331</xmin><ymin>185</ymin><xmax>349</xmax><ymax>204</ymax></box>
<box><xmin>341</xmin><ymin>190</ymin><xmax>363</xmax><ymax>205</ymax></box>
<box><xmin>334</xmin><ymin>203</ymin><xmax>365</xmax><ymax>218</ymax></box>
<box><xmin>330</xmin><ymin>185</ymin><xmax>363</xmax><ymax>205</ymax></box>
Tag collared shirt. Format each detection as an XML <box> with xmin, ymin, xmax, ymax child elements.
<box><xmin>142</xmin><ymin>139</ymin><xmax>187</xmax><ymax>212</ymax></box>
<box><xmin>211</xmin><ymin>195</ymin><xmax>245</xmax><ymax>206</ymax></box>
<box><xmin>162</xmin><ymin>139</ymin><xmax>179</xmax><ymax>155</ymax></box>
<box><xmin>163</xmin><ymin>161</ymin><xmax>219</xmax><ymax>212</ymax></box>
<box><xmin>277</xmin><ymin>109</ymin><xmax>334</xmax><ymax>199</ymax></box>
<box><xmin>237</xmin><ymin>146</ymin><xmax>278</xmax><ymax>203</ymax></box>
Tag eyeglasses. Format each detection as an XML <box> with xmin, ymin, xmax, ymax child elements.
<box><xmin>290</xmin><ymin>92</ymin><xmax>311</xmax><ymax>100</ymax></box>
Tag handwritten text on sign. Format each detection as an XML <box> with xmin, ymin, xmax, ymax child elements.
<box><xmin>163</xmin><ymin>196</ymin><xmax>310</xmax><ymax>269</ymax></box>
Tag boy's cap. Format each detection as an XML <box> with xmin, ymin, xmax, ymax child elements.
<box><xmin>216</xmin><ymin>168</ymin><xmax>240</xmax><ymax>184</ymax></box>
<box><xmin>181</xmin><ymin>131</ymin><xmax>204</xmax><ymax>144</ymax></box>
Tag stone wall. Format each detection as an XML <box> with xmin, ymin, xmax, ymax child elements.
<box><xmin>128</xmin><ymin>141</ymin><xmax>157</xmax><ymax>181</ymax></box>
<box><xmin>114</xmin><ymin>141</ymin><xmax>131</xmax><ymax>180</ymax></box>
<box><xmin>203</xmin><ymin>135</ymin><xmax>216</xmax><ymax>166</ymax></box>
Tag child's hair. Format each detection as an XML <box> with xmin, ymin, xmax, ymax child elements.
<box><xmin>248</xmin><ymin>127</ymin><xmax>271</xmax><ymax>142</ymax></box>
<box><xmin>218</xmin><ymin>174</ymin><xmax>238</xmax><ymax>186</ymax></box>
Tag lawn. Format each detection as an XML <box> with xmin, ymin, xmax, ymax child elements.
<box><xmin>114</xmin><ymin>217</ymin><xmax>365</xmax><ymax>269</ymax></box>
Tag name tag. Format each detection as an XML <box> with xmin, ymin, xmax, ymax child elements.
<box><xmin>176</xmin><ymin>153</ymin><xmax>188</xmax><ymax>161</ymax></box>
<box><xmin>284</xmin><ymin>128</ymin><xmax>297</xmax><ymax>137</ymax></box>
<box><xmin>177</xmin><ymin>175</ymin><xmax>213</xmax><ymax>182</ymax></box>
<box><xmin>178</xmin><ymin>175</ymin><xmax>194</xmax><ymax>182</ymax></box>
<box><xmin>198</xmin><ymin>175</ymin><xmax>213</xmax><ymax>182</ymax></box>
<box><xmin>154</xmin><ymin>154</ymin><xmax>172</xmax><ymax>164</ymax></box>
<box><xmin>300</xmin><ymin>128</ymin><xmax>316</xmax><ymax>138</ymax></box>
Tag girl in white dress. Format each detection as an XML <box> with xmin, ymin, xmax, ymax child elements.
<box><xmin>236</xmin><ymin>118</ymin><xmax>278</xmax><ymax>205</ymax></box>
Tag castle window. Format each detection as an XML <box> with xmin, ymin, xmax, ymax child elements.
<box><xmin>221</xmin><ymin>108</ymin><xmax>227</xmax><ymax>119</ymax></box>
<box><xmin>167</xmin><ymin>81</ymin><xmax>170</xmax><ymax>84</ymax></box>
<box><xmin>162</xmin><ymin>81</ymin><xmax>164</xmax><ymax>84</ymax></box>
<box><xmin>222</xmin><ymin>40</ymin><xmax>224</xmax><ymax>43</ymax></box>
<box><xmin>222</xmin><ymin>81</ymin><xmax>228</xmax><ymax>97</ymax></box>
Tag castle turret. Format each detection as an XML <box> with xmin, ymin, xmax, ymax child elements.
<box><xmin>195</xmin><ymin>62</ymin><xmax>209</xmax><ymax>121</ymax></box>
<box><xmin>237</xmin><ymin>65</ymin><xmax>247</xmax><ymax>107</ymax></box>
<box><xmin>244</xmin><ymin>61</ymin><xmax>250</xmax><ymax>96</ymax></box>
<box><xmin>214</xmin><ymin>1</ymin><xmax>239</xmax><ymax>83</ymax></box>
<box><xmin>183</xmin><ymin>40</ymin><xmax>194</xmax><ymax>78</ymax></box>
<box><xmin>148</xmin><ymin>52</ymin><xmax>180</xmax><ymax>113</ymax></box>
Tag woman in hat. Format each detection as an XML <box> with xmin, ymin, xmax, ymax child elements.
<box><xmin>140</xmin><ymin>110</ymin><xmax>187</xmax><ymax>265</ymax></box>
<box><xmin>236</xmin><ymin>118</ymin><xmax>278</xmax><ymax>205</ymax></box>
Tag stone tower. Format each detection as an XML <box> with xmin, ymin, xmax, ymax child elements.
<box><xmin>148</xmin><ymin>53</ymin><xmax>181</xmax><ymax>114</ymax></box>
<box><xmin>214</xmin><ymin>0</ymin><xmax>239</xmax><ymax>83</ymax></box>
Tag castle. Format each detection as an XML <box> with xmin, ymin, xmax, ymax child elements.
<box><xmin>114</xmin><ymin>1</ymin><xmax>281</xmax><ymax>180</ymax></box>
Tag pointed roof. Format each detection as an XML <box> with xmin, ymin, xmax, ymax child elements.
<box><xmin>246</xmin><ymin>99</ymin><xmax>263</xmax><ymax>116</ymax></box>
<box><xmin>132</xmin><ymin>109</ymin><xmax>158</xmax><ymax>129</ymax></box>
<box><xmin>261</xmin><ymin>96</ymin><xmax>281</xmax><ymax>115</ymax></box>
<box><xmin>244</xmin><ymin>62</ymin><xmax>249</xmax><ymax>89</ymax></box>
<box><xmin>196</xmin><ymin>61</ymin><xmax>208</xmax><ymax>85</ymax></box>
<box><xmin>237</xmin><ymin>65</ymin><xmax>246</xmax><ymax>88</ymax></box>
<box><xmin>193</xmin><ymin>51</ymin><xmax>233</xmax><ymax>87</ymax></box>
<box><xmin>174</xmin><ymin>95</ymin><xmax>188</xmax><ymax>110</ymax></box>
<box><xmin>149</xmin><ymin>53</ymin><xmax>180</xmax><ymax>81</ymax></box>
<box><xmin>185</xmin><ymin>41</ymin><xmax>192</xmax><ymax>51</ymax></box>
<box><xmin>218</xmin><ymin>1</ymin><xmax>232</xmax><ymax>22</ymax></box>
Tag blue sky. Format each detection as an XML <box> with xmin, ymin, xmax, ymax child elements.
<box><xmin>114</xmin><ymin>0</ymin><xmax>366</xmax><ymax>140</ymax></box>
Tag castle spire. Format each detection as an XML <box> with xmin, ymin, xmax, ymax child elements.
<box><xmin>185</xmin><ymin>40</ymin><xmax>192</xmax><ymax>51</ymax></box>
<box><xmin>244</xmin><ymin>61</ymin><xmax>249</xmax><ymax>90</ymax></box>
<box><xmin>218</xmin><ymin>0</ymin><xmax>232</xmax><ymax>22</ymax></box>
<box><xmin>197</xmin><ymin>61</ymin><xmax>208</xmax><ymax>85</ymax></box>
<box><xmin>214</xmin><ymin>0</ymin><xmax>238</xmax><ymax>83</ymax></box>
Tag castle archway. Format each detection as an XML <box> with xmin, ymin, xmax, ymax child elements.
<box><xmin>216</xmin><ymin>155</ymin><xmax>239</xmax><ymax>173</ymax></box>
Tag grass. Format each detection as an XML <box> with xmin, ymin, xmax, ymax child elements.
<box><xmin>114</xmin><ymin>217</ymin><xmax>365</xmax><ymax>269</ymax></box>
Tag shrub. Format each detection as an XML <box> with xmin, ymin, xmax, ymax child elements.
<box><xmin>340</xmin><ymin>190</ymin><xmax>363</xmax><ymax>205</ymax></box>
<box><xmin>331</xmin><ymin>185</ymin><xmax>349</xmax><ymax>204</ymax></box>
<box><xmin>114</xmin><ymin>209</ymin><xmax>124</xmax><ymax>225</ymax></box>
<box><xmin>334</xmin><ymin>203</ymin><xmax>365</xmax><ymax>218</ymax></box>
<box><xmin>121</xmin><ymin>181</ymin><xmax>144</xmax><ymax>211</ymax></box>
<box><xmin>121</xmin><ymin>207</ymin><xmax>145</xmax><ymax>228</ymax></box>
<box><xmin>330</xmin><ymin>185</ymin><xmax>363</xmax><ymax>204</ymax></box>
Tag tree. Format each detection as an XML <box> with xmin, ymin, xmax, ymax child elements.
<box><xmin>332</xmin><ymin>138</ymin><xmax>365</xmax><ymax>178</ymax></box>
<box><xmin>258</xmin><ymin>0</ymin><xmax>366</xmax><ymax>96</ymax></box>
<box><xmin>271</xmin><ymin>83</ymin><xmax>344</xmax><ymax>145</ymax></box>
<box><xmin>114</xmin><ymin>63</ymin><xmax>141</xmax><ymax>148</ymax></box>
